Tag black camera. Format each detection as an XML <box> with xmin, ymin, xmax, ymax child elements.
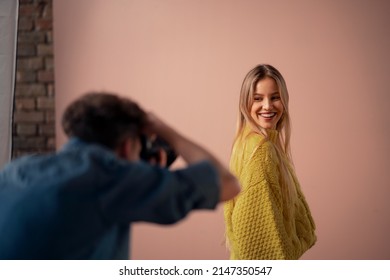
<box><xmin>140</xmin><ymin>135</ymin><xmax>177</xmax><ymax>167</ymax></box>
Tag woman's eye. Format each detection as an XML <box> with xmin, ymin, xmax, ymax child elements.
<box><xmin>254</xmin><ymin>96</ymin><xmax>262</xmax><ymax>101</ymax></box>
<box><xmin>272</xmin><ymin>96</ymin><xmax>280</xmax><ymax>100</ymax></box>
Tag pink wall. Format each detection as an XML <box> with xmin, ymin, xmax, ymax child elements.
<box><xmin>53</xmin><ymin>0</ymin><xmax>390</xmax><ymax>259</ymax></box>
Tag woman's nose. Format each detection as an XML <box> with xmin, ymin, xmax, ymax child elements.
<box><xmin>263</xmin><ymin>98</ymin><xmax>273</xmax><ymax>110</ymax></box>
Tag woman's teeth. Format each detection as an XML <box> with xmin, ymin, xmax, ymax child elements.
<box><xmin>260</xmin><ymin>113</ymin><xmax>276</xmax><ymax>118</ymax></box>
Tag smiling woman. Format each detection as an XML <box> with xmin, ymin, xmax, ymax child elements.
<box><xmin>250</xmin><ymin>77</ymin><xmax>284</xmax><ymax>130</ymax></box>
<box><xmin>224</xmin><ymin>64</ymin><xmax>317</xmax><ymax>260</ymax></box>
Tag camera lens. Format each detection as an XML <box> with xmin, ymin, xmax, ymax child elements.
<box><xmin>140</xmin><ymin>135</ymin><xmax>177</xmax><ymax>167</ymax></box>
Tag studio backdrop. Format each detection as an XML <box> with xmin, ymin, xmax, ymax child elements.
<box><xmin>54</xmin><ymin>0</ymin><xmax>390</xmax><ymax>259</ymax></box>
<box><xmin>0</xmin><ymin>0</ymin><xmax>18</xmax><ymax>168</ymax></box>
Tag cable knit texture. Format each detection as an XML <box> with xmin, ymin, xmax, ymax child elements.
<box><xmin>224</xmin><ymin>126</ymin><xmax>316</xmax><ymax>259</ymax></box>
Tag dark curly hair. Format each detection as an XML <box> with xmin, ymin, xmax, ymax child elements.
<box><xmin>62</xmin><ymin>92</ymin><xmax>147</xmax><ymax>149</ymax></box>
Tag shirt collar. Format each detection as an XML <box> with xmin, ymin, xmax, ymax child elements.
<box><xmin>61</xmin><ymin>137</ymin><xmax>114</xmax><ymax>153</ymax></box>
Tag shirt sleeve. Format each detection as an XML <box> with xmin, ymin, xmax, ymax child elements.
<box><xmin>230</xmin><ymin>143</ymin><xmax>287</xmax><ymax>259</ymax></box>
<box><xmin>98</xmin><ymin>160</ymin><xmax>220</xmax><ymax>225</ymax></box>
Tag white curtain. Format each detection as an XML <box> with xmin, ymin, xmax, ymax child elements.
<box><xmin>0</xmin><ymin>0</ymin><xmax>18</xmax><ymax>168</ymax></box>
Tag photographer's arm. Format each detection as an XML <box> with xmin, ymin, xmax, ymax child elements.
<box><xmin>145</xmin><ymin>113</ymin><xmax>240</xmax><ymax>202</ymax></box>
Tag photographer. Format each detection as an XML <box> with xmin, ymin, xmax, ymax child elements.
<box><xmin>0</xmin><ymin>92</ymin><xmax>240</xmax><ymax>259</ymax></box>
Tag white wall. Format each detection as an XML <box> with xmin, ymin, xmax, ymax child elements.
<box><xmin>0</xmin><ymin>0</ymin><xmax>18</xmax><ymax>168</ymax></box>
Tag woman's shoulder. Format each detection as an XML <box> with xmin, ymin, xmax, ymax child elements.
<box><xmin>231</xmin><ymin>126</ymin><xmax>279</xmax><ymax>164</ymax></box>
<box><xmin>233</xmin><ymin>133</ymin><xmax>274</xmax><ymax>166</ymax></box>
<box><xmin>242</xmin><ymin>131</ymin><xmax>274</xmax><ymax>152</ymax></box>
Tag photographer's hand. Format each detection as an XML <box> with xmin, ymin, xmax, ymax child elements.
<box><xmin>147</xmin><ymin>148</ymin><xmax>167</xmax><ymax>167</ymax></box>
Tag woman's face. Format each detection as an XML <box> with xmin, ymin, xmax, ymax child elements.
<box><xmin>250</xmin><ymin>77</ymin><xmax>284</xmax><ymax>130</ymax></box>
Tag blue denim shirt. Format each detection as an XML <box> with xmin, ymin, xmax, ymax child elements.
<box><xmin>0</xmin><ymin>138</ymin><xmax>220</xmax><ymax>259</ymax></box>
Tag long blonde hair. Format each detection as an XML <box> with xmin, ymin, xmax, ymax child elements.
<box><xmin>233</xmin><ymin>64</ymin><xmax>297</xmax><ymax>216</ymax></box>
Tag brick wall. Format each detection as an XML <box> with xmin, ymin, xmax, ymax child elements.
<box><xmin>13</xmin><ymin>0</ymin><xmax>55</xmax><ymax>158</ymax></box>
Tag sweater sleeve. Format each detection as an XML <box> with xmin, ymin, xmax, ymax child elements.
<box><xmin>230</xmin><ymin>142</ymin><xmax>288</xmax><ymax>259</ymax></box>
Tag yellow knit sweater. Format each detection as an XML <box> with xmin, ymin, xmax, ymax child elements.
<box><xmin>224</xmin><ymin>127</ymin><xmax>316</xmax><ymax>259</ymax></box>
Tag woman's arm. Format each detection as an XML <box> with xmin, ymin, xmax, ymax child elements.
<box><xmin>230</xmin><ymin>142</ymin><xmax>287</xmax><ymax>259</ymax></box>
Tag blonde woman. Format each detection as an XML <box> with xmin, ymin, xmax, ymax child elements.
<box><xmin>224</xmin><ymin>64</ymin><xmax>316</xmax><ymax>259</ymax></box>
